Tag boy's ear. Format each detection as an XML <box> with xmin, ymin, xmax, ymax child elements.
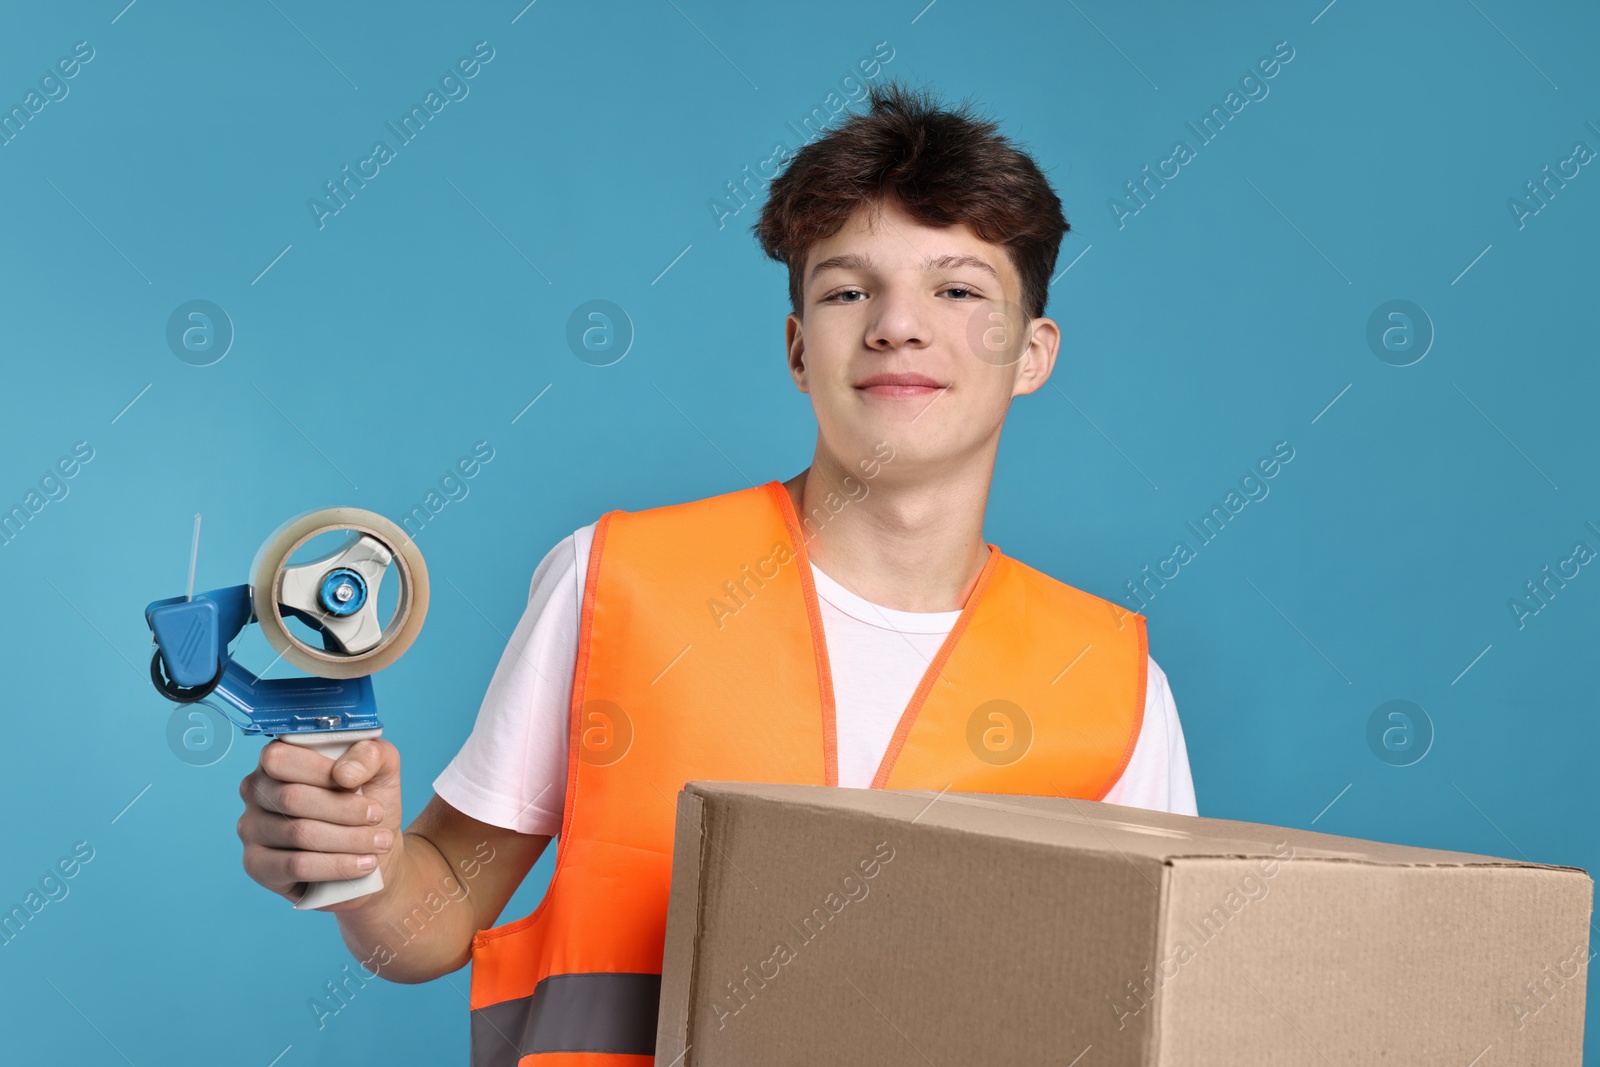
<box><xmin>786</xmin><ymin>315</ymin><xmax>809</xmax><ymax>390</ymax></box>
<box><xmin>1011</xmin><ymin>318</ymin><xmax>1060</xmax><ymax>398</ymax></box>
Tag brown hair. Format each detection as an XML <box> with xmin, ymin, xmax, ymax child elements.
<box><xmin>752</xmin><ymin>79</ymin><xmax>1069</xmax><ymax>323</ymax></box>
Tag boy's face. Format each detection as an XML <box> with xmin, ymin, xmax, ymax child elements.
<box><xmin>785</xmin><ymin>196</ymin><xmax>1059</xmax><ymax>481</ymax></box>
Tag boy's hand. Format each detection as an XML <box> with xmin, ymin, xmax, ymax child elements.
<box><xmin>237</xmin><ymin>737</ymin><xmax>403</xmax><ymax>910</ymax></box>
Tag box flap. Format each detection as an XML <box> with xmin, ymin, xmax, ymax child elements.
<box><xmin>682</xmin><ymin>781</ymin><xmax>1585</xmax><ymax>872</ymax></box>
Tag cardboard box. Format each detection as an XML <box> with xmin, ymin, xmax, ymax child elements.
<box><xmin>656</xmin><ymin>782</ymin><xmax>1592</xmax><ymax>1066</ymax></box>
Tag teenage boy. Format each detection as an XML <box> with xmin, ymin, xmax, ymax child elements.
<box><xmin>237</xmin><ymin>80</ymin><xmax>1195</xmax><ymax>1064</ymax></box>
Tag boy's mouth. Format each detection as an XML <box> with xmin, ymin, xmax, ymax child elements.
<box><xmin>855</xmin><ymin>372</ymin><xmax>946</xmax><ymax>398</ymax></box>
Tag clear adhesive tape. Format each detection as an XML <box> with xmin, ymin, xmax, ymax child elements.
<box><xmin>248</xmin><ymin>506</ymin><xmax>429</xmax><ymax>679</ymax></box>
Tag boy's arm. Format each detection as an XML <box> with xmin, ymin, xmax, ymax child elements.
<box><xmin>336</xmin><ymin>791</ymin><xmax>551</xmax><ymax>984</ymax></box>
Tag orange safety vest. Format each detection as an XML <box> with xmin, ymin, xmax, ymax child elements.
<box><xmin>466</xmin><ymin>480</ymin><xmax>1147</xmax><ymax>1065</ymax></box>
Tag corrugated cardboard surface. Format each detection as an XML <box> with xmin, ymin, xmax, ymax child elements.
<box><xmin>656</xmin><ymin>782</ymin><xmax>1592</xmax><ymax>1066</ymax></box>
<box><xmin>1157</xmin><ymin>860</ymin><xmax>1591</xmax><ymax>1065</ymax></box>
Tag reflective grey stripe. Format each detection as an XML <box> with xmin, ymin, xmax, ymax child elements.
<box><xmin>471</xmin><ymin>972</ymin><xmax>661</xmax><ymax>1065</ymax></box>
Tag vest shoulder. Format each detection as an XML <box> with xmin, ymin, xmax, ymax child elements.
<box><xmin>608</xmin><ymin>483</ymin><xmax>773</xmax><ymax>527</ymax></box>
<box><xmin>602</xmin><ymin>483</ymin><xmax>786</xmax><ymax>555</ymax></box>
<box><xmin>999</xmin><ymin>550</ymin><xmax>1146</xmax><ymax>632</ymax></box>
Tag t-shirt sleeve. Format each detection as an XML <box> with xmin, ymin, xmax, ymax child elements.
<box><xmin>431</xmin><ymin>523</ymin><xmax>594</xmax><ymax>835</ymax></box>
<box><xmin>1100</xmin><ymin>655</ymin><xmax>1198</xmax><ymax>816</ymax></box>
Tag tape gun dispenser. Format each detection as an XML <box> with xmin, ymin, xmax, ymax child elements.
<box><xmin>143</xmin><ymin>507</ymin><xmax>428</xmax><ymax>911</ymax></box>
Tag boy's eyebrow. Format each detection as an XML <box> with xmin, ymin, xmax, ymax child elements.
<box><xmin>808</xmin><ymin>251</ymin><xmax>1000</xmax><ymax>286</ymax></box>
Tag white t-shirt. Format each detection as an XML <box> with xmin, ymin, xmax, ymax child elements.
<box><xmin>434</xmin><ymin>523</ymin><xmax>1198</xmax><ymax>836</ymax></box>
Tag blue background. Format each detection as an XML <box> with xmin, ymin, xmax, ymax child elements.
<box><xmin>1</xmin><ymin>0</ymin><xmax>1596</xmax><ymax>1062</ymax></box>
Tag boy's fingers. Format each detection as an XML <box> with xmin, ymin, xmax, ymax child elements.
<box><xmin>238</xmin><ymin>809</ymin><xmax>395</xmax><ymax>856</ymax></box>
<box><xmin>331</xmin><ymin>738</ymin><xmax>398</xmax><ymax>790</ymax></box>
<box><xmin>238</xmin><ymin>738</ymin><xmax>402</xmax><ymax>905</ymax></box>
<box><xmin>242</xmin><ymin>774</ymin><xmax>382</xmax><ymax>826</ymax></box>
<box><xmin>242</xmin><ymin>842</ymin><xmax>379</xmax><ymax>888</ymax></box>
<box><xmin>257</xmin><ymin>739</ymin><xmax>341</xmax><ymax>789</ymax></box>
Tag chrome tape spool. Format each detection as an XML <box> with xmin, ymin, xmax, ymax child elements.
<box><xmin>248</xmin><ymin>507</ymin><xmax>428</xmax><ymax>680</ymax></box>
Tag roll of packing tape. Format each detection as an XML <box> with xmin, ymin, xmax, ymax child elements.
<box><xmin>249</xmin><ymin>507</ymin><xmax>428</xmax><ymax>680</ymax></box>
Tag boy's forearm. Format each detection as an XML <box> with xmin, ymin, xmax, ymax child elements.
<box><xmin>334</xmin><ymin>833</ymin><xmax>477</xmax><ymax>984</ymax></box>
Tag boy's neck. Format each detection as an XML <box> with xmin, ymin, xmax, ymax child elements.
<box><xmin>783</xmin><ymin>448</ymin><xmax>993</xmax><ymax>614</ymax></box>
